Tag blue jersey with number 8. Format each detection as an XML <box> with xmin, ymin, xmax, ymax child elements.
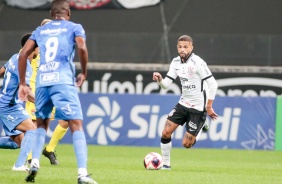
<box><xmin>29</xmin><ymin>20</ymin><xmax>86</xmax><ymax>88</ymax></box>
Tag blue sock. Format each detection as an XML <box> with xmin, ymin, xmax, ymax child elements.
<box><xmin>73</xmin><ymin>131</ymin><xmax>87</xmax><ymax>168</ymax></box>
<box><xmin>15</xmin><ymin>130</ymin><xmax>36</xmax><ymax>167</ymax></box>
<box><xmin>32</xmin><ymin>128</ymin><xmax>46</xmax><ymax>160</ymax></box>
<box><xmin>0</xmin><ymin>137</ymin><xmax>19</xmax><ymax>149</ymax></box>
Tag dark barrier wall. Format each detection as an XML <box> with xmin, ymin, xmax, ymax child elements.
<box><xmin>0</xmin><ymin>0</ymin><xmax>282</xmax><ymax>65</ymax></box>
<box><xmin>1</xmin><ymin>68</ymin><xmax>281</xmax><ymax>96</ymax></box>
<box><xmin>76</xmin><ymin>69</ymin><xmax>282</xmax><ymax>97</ymax></box>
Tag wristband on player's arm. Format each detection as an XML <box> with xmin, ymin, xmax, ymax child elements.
<box><xmin>158</xmin><ymin>77</ymin><xmax>173</xmax><ymax>89</ymax></box>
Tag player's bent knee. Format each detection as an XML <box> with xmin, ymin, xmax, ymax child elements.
<box><xmin>58</xmin><ymin>120</ymin><xmax>69</xmax><ymax>128</ymax></box>
<box><xmin>182</xmin><ymin>142</ymin><xmax>193</xmax><ymax>148</ymax></box>
<box><xmin>182</xmin><ymin>139</ymin><xmax>194</xmax><ymax>148</ymax></box>
<box><xmin>161</xmin><ymin>131</ymin><xmax>171</xmax><ymax>139</ymax></box>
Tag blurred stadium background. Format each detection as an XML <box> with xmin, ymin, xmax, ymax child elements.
<box><xmin>1</xmin><ymin>0</ymin><xmax>282</xmax><ymax>66</ymax></box>
<box><xmin>1</xmin><ymin>0</ymin><xmax>282</xmax><ymax>94</ymax></box>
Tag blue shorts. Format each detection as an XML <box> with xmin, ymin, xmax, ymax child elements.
<box><xmin>35</xmin><ymin>84</ymin><xmax>83</xmax><ymax>120</ymax></box>
<box><xmin>0</xmin><ymin>103</ymin><xmax>29</xmax><ymax>136</ymax></box>
<box><xmin>2</xmin><ymin>123</ymin><xmax>22</xmax><ymax>136</ymax></box>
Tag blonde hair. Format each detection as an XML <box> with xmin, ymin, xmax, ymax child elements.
<box><xmin>40</xmin><ymin>19</ymin><xmax>51</xmax><ymax>26</ymax></box>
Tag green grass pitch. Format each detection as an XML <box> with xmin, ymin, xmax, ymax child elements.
<box><xmin>1</xmin><ymin>144</ymin><xmax>282</xmax><ymax>184</ymax></box>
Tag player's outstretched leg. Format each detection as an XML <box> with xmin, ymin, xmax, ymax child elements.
<box><xmin>42</xmin><ymin>147</ymin><xmax>59</xmax><ymax>165</ymax></box>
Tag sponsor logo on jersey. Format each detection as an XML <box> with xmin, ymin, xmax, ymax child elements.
<box><xmin>180</xmin><ymin>77</ymin><xmax>188</xmax><ymax>83</ymax></box>
<box><xmin>39</xmin><ymin>72</ymin><xmax>59</xmax><ymax>84</ymax></box>
<box><xmin>183</xmin><ymin>85</ymin><xmax>196</xmax><ymax>89</ymax></box>
<box><xmin>39</xmin><ymin>61</ymin><xmax>60</xmax><ymax>72</ymax></box>
<box><xmin>40</xmin><ymin>28</ymin><xmax>67</xmax><ymax>35</ymax></box>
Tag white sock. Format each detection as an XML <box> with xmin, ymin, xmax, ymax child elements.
<box><xmin>160</xmin><ymin>141</ymin><xmax>172</xmax><ymax>166</ymax></box>
<box><xmin>31</xmin><ymin>158</ymin><xmax>40</xmax><ymax>168</ymax></box>
<box><xmin>78</xmin><ymin>168</ymin><xmax>88</xmax><ymax>177</ymax></box>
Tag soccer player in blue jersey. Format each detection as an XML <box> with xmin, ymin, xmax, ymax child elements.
<box><xmin>0</xmin><ymin>65</ymin><xmax>25</xmax><ymax>151</ymax></box>
<box><xmin>0</xmin><ymin>33</ymin><xmax>37</xmax><ymax>171</ymax></box>
<box><xmin>1</xmin><ymin>19</ymin><xmax>68</xmax><ymax>167</ymax></box>
<box><xmin>18</xmin><ymin>0</ymin><xmax>98</xmax><ymax>183</ymax></box>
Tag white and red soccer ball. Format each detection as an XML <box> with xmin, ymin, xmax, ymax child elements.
<box><xmin>143</xmin><ymin>152</ymin><xmax>163</xmax><ymax>170</ymax></box>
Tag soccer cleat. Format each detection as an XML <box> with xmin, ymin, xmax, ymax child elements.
<box><xmin>161</xmin><ymin>165</ymin><xmax>171</xmax><ymax>170</ymax></box>
<box><xmin>78</xmin><ymin>175</ymin><xmax>98</xmax><ymax>184</ymax></box>
<box><xmin>42</xmin><ymin>147</ymin><xmax>59</xmax><ymax>165</ymax></box>
<box><xmin>202</xmin><ymin>123</ymin><xmax>209</xmax><ymax>133</ymax></box>
<box><xmin>25</xmin><ymin>166</ymin><xmax>38</xmax><ymax>182</ymax></box>
<box><xmin>12</xmin><ymin>165</ymin><xmax>29</xmax><ymax>171</ymax></box>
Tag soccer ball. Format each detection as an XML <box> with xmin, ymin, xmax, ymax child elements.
<box><xmin>143</xmin><ymin>152</ymin><xmax>163</xmax><ymax>170</ymax></box>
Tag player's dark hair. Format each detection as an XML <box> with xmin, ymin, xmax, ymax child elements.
<box><xmin>21</xmin><ymin>33</ymin><xmax>32</xmax><ymax>47</ymax></box>
<box><xmin>51</xmin><ymin>0</ymin><xmax>70</xmax><ymax>14</ymax></box>
<box><xmin>178</xmin><ymin>35</ymin><xmax>193</xmax><ymax>44</ymax></box>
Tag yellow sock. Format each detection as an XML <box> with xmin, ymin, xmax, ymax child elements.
<box><xmin>46</xmin><ymin>124</ymin><xmax>68</xmax><ymax>152</ymax></box>
<box><xmin>27</xmin><ymin>152</ymin><xmax>32</xmax><ymax>161</ymax></box>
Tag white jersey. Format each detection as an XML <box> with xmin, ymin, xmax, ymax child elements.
<box><xmin>166</xmin><ymin>53</ymin><xmax>213</xmax><ymax>111</ymax></box>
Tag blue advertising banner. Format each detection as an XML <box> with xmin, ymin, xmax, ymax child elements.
<box><xmin>197</xmin><ymin>96</ymin><xmax>276</xmax><ymax>150</ymax></box>
<box><xmin>51</xmin><ymin>94</ymin><xmax>276</xmax><ymax>150</ymax></box>
<box><xmin>1</xmin><ymin>94</ymin><xmax>275</xmax><ymax>150</ymax></box>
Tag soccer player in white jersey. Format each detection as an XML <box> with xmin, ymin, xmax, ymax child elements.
<box><xmin>152</xmin><ymin>35</ymin><xmax>218</xmax><ymax>170</ymax></box>
<box><xmin>0</xmin><ymin>33</ymin><xmax>37</xmax><ymax>171</ymax></box>
<box><xmin>18</xmin><ymin>0</ymin><xmax>98</xmax><ymax>183</ymax></box>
